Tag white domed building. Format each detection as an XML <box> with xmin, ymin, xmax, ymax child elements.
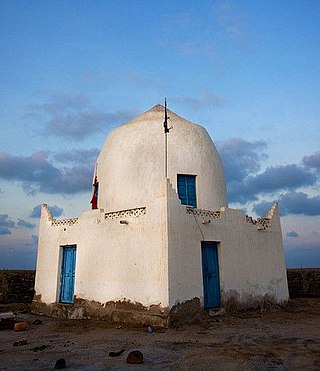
<box><xmin>34</xmin><ymin>104</ymin><xmax>289</xmax><ymax>326</ymax></box>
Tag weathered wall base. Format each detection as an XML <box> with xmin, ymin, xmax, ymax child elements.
<box><xmin>223</xmin><ymin>290</ymin><xmax>285</xmax><ymax>314</ymax></box>
<box><xmin>32</xmin><ymin>297</ymin><xmax>169</xmax><ymax>328</ymax></box>
<box><xmin>32</xmin><ymin>297</ymin><xmax>212</xmax><ymax>328</ymax></box>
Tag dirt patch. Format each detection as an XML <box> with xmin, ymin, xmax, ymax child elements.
<box><xmin>1</xmin><ymin>298</ymin><xmax>319</xmax><ymax>370</ymax></box>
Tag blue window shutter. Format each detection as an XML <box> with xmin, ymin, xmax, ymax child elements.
<box><xmin>177</xmin><ymin>175</ymin><xmax>197</xmax><ymax>208</ymax></box>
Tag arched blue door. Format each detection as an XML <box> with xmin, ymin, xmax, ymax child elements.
<box><xmin>201</xmin><ymin>242</ymin><xmax>221</xmax><ymax>308</ymax></box>
<box><xmin>59</xmin><ymin>245</ymin><xmax>77</xmax><ymax>304</ymax></box>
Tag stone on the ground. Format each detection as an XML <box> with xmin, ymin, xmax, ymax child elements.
<box><xmin>54</xmin><ymin>358</ymin><xmax>66</xmax><ymax>369</ymax></box>
<box><xmin>126</xmin><ymin>350</ymin><xmax>143</xmax><ymax>364</ymax></box>
<box><xmin>14</xmin><ymin>321</ymin><xmax>27</xmax><ymax>331</ymax></box>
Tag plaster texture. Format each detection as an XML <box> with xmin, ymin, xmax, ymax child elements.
<box><xmin>34</xmin><ymin>104</ymin><xmax>289</xmax><ymax>326</ymax></box>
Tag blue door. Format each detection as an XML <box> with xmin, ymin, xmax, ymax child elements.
<box><xmin>59</xmin><ymin>245</ymin><xmax>77</xmax><ymax>304</ymax></box>
<box><xmin>201</xmin><ymin>242</ymin><xmax>220</xmax><ymax>308</ymax></box>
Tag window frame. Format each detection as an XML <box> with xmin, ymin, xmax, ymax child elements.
<box><xmin>177</xmin><ymin>174</ymin><xmax>197</xmax><ymax>208</ymax></box>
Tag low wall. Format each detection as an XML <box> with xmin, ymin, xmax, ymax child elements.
<box><xmin>287</xmin><ymin>268</ymin><xmax>320</xmax><ymax>298</ymax></box>
<box><xmin>0</xmin><ymin>269</ymin><xmax>319</xmax><ymax>304</ymax></box>
<box><xmin>0</xmin><ymin>270</ymin><xmax>35</xmax><ymax>304</ymax></box>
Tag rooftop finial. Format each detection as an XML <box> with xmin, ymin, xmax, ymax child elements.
<box><xmin>163</xmin><ymin>98</ymin><xmax>170</xmax><ymax>133</ymax></box>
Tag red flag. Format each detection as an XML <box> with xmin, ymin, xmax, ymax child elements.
<box><xmin>90</xmin><ymin>176</ymin><xmax>99</xmax><ymax>209</ymax></box>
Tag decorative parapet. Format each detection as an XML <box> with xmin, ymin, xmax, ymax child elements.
<box><xmin>246</xmin><ymin>215</ymin><xmax>270</xmax><ymax>230</ymax></box>
<box><xmin>105</xmin><ymin>207</ymin><xmax>146</xmax><ymax>220</ymax></box>
<box><xmin>186</xmin><ymin>207</ymin><xmax>222</xmax><ymax>219</ymax></box>
<box><xmin>246</xmin><ymin>203</ymin><xmax>278</xmax><ymax>230</ymax></box>
<box><xmin>51</xmin><ymin>218</ymin><xmax>79</xmax><ymax>227</ymax></box>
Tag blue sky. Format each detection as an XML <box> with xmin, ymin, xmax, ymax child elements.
<box><xmin>0</xmin><ymin>0</ymin><xmax>319</xmax><ymax>269</ymax></box>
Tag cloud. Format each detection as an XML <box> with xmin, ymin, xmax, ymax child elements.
<box><xmin>25</xmin><ymin>92</ymin><xmax>136</xmax><ymax>141</ymax></box>
<box><xmin>0</xmin><ymin>151</ymin><xmax>94</xmax><ymax>195</ymax></box>
<box><xmin>0</xmin><ymin>214</ymin><xmax>15</xmax><ymax>235</ymax></box>
<box><xmin>30</xmin><ymin>205</ymin><xmax>63</xmax><ymax>218</ymax></box>
<box><xmin>286</xmin><ymin>231</ymin><xmax>299</xmax><ymax>238</ymax></box>
<box><xmin>253</xmin><ymin>192</ymin><xmax>320</xmax><ymax>217</ymax></box>
<box><xmin>26</xmin><ymin>92</ymin><xmax>89</xmax><ymax>115</ymax></box>
<box><xmin>219</xmin><ymin>137</ymin><xmax>268</xmax><ymax>182</ymax></box>
<box><xmin>17</xmin><ymin>219</ymin><xmax>36</xmax><ymax>229</ymax></box>
<box><xmin>278</xmin><ymin>192</ymin><xmax>320</xmax><ymax>216</ymax></box>
<box><xmin>0</xmin><ymin>214</ymin><xmax>15</xmax><ymax>228</ymax></box>
<box><xmin>228</xmin><ymin>164</ymin><xmax>317</xmax><ymax>203</ymax></box>
<box><xmin>0</xmin><ymin>227</ymin><xmax>11</xmax><ymax>235</ymax></box>
<box><xmin>302</xmin><ymin>152</ymin><xmax>320</xmax><ymax>172</ymax></box>
<box><xmin>219</xmin><ymin>139</ymin><xmax>319</xmax><ymax>208</ymax></box>
<box><xmin>127</xmin><ymin>73</ymin><xmax>165</xmax><ymax>89</ymax></box>
<box><xmin>173</xmin><ymin>91</ymin><xmax>225</xmax><ymax>109</ymax></box>
<box><xmin>53</xmin><ymin>148</ymin><xmax>99</xmax><ymax>164</ymax></box>
<box><xmin>213</xmin><ymin>1</ymin><xmax>248</xmax><ymax>42</ymax></box>
<box><xmin>47</xmin><ymin>109</ymin><xmax>134</xmax><ymax>141</ymax></box>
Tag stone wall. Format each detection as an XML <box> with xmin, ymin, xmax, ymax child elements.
<box><xmin>0</xmin><ymin>269</ymin><xmax>319</xmax><ymax>304</ymax></box>
<box><xmin>0</xmin><ymin>270</ymin><xmax>35</xmax><ymax>304</ymax></box>
<box><xmin>287</xmin><ymin>268</ymin><xmax>320</xmax><ymax>298</ymax></box>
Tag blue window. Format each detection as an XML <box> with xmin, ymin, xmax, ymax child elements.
<box><xmin>177</xmin><ymin>174</ymin><xmax>197</xmax><ymax>208</ymax></box>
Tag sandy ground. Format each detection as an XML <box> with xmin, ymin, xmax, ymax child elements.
<box><xmin>0</xmin><ymin>298</ymin><xmax>319</xmax><ymax>370</ymax></box>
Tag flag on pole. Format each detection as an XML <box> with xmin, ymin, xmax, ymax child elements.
<box><xmin>90</xmin><ymin>176</ymin><xmax>99</xmax><ymax>209</ymax></box>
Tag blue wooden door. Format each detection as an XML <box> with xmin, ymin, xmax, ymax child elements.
<box><xmin>201</xmin><ymin>242</ymin><xmax>220</xmax><ymax>308</ymax></box>
<box><xmin>59</xmin><ymin>245</ymin><xmax>77</xmax><ymax>304</ymax></box>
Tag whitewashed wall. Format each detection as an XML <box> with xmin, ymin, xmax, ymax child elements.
<box><xmin>166</xmin><ymin>181</ymin><xmax>289</xmax><ymax>308</ymax></box>
<box><xmin>96</xmin><ymin>105</ymin><xmax>227</xmax><ymax>213</ymax></box>
<box><xmin>35</xmin><ymin>180</ymin><xmax>170</xmax><ymax>308</ymax></box>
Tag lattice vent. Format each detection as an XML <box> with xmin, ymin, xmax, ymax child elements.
<box><xmin>105</xmin><ymin>207</ymin><xmax>146</xmax><ymax>220</ymax></box>
<box><xmin>186</xmin><ymin>207</ymin><xmax>222</xmax><ymax>219</ymax></box>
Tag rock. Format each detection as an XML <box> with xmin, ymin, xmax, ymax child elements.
<box><xmin>31</xmin><ymin>319</ymin><xmax>42</xmax><ymax>325</ymax></box>
<box><xmin>0</xmin><ymin>313</ymin><xmax>15</xmax><ymax>330</ymax></box>
<box><xmin>13</xmin><ymin>340</ymin><xmax>28</xmax><ymax>346</ymax></box>
<box><xmin>126</xmin><ymin>350</ymin><xmax>144</xmax><ymax>364</ymax></box>
<box><xmin>109</xmin><ymin>348</ymin><xmax>125</xmax><ymax>357</ymax></box>
<box><xmin>147</xmin><ymin>326</ymin><xmax>153</xmax><ymax>334</ymax></box>
<box><xmin>54</xmin><ymin>358</ymin><xmax>66</xmax><ymax>369</ymax></box>
<box><xmin>32</xmin><ymin>345</ymin><xmax>47</xmax><ymax>352</ymax></box>
<box><xmin>14</xmin><ymin>322</ymin><xmax>27</xmax><ymax>331</ymax></box>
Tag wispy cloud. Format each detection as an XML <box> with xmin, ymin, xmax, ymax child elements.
<box><xmin>0</xmin><ymin>214</ymin><xmax>35</xmax><ymax>234</ymax></box>
<box><xmin>26</xmin><ymin>92</ymin><xmax>89</xmax><ymax>115</ymax></box>
<box><xmin>213</xmin><ymin>1</ymin><xmax>248</xmax><ymax>42</ymax></box>
<box><xmin>173</xmin><ymin>91</ymin><xmax>226</xmax><ymax>109</ymax></box>
<box><xmin>48</xmin><ymin>109</ymin><xmax>135</xmax><ymax>141</ymax></box>
<box><xmin>0</xmin><ymin>150</ymin><xmax>95</xmax><ymax>195</ymax></box>
<box><xmin>253</xmin><ymin>192</ymin><xmax>320</xmax><ymax>217</ymax></box>
<box><xmin>0</xmin><ymin>214</ymin><xmax>15</xmax><ymax>235</ymax></box>
<box><xmin>287</xmin><ymin>231</ymin><xmax>299</xmax><ymax>238</ymax></box>
<box><xmin>30</xmin><ymin>205</ymin><xmax>63</xmax><ymax>218</ymax></box>
<box><xmin>25</xmin><ymin>92</ymin><xmax>136</xmax><ymax>141</ymax></box>
<box><xmin>127</xmin><ymin>73</ymin><xmax>166</xmax><ymax>89</ymax></box>
<box><xmin>53</xmin><ymin>148</ymin><xmax>99</xmax><ymax>164</ymax></box>
<box><xmin>17</xmin><ymin>219</ymin><xmax>35</xmax><ymax>229</ymax></box>
<box><xmin>302</xmin><ymin>152</ymin><xmax>320</xmax><ymax>172</ymax></box>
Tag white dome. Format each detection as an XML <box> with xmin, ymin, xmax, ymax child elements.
<box><xmin>96</xmin><ymin>104</ymin><xmax>227</xmax><ymax>211</ymax></box>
